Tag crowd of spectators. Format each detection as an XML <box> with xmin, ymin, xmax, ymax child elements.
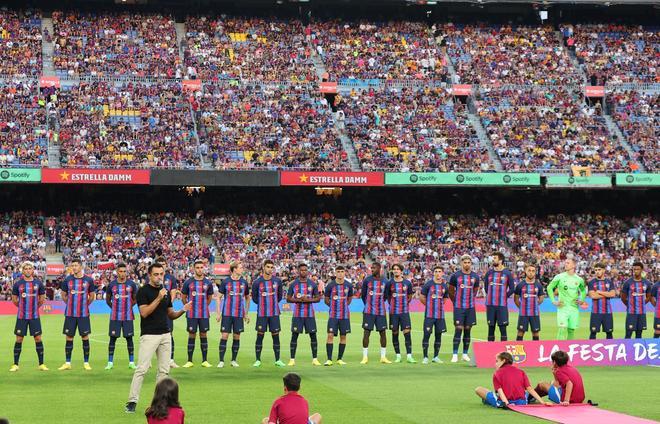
<box><xmin>310</xmin><ymin>20</ymin><xmax>445</xmax><ymax>81</ymax></box>
<box><xmin>568</xmin><ymin>24</ymin><xmax>659</xmax><ymax>85</ymax></box>
<box><xmin>0</xmin><ymin>80</ymin><xmax>48</xmax><ymax>167</ymax></box>
<box><xmin>196</xmin><ymin>83</ymin><xmax>348</xmax><ymax>169</ymax></box>
<box><xmin>52</xmin><ymin>11</ymin><xmax>181</xmax><ymax>78</ymax></box>
<box><xmin>184</xmin><ymin>17</ymin><xmax>316</xmax><ymax>82</ymax></box>
<box><xmin>0</xmin><ymin>9</ymin><xmax>42</xmax><ymax>77</ymax></box>
<box><xmin>55</xmin><ymin>81</ymin><xmax>199</xmax><ymax>168</ymax></box>
<box><xmin>342</xmin><ymin>86</ymin><xmax>491</xmax><ymax>171</ymax></box>
<box><xmin>444</xmin><ymin>23</ymin><xmax>581</xmax><ymax>85</ymax></box>
<box><xmin>475</xmin><ymin>86</ymin><xmax>632</xmax><ymax>171</ymax></box>
<box><xmin>608</xmin><ymin>90</ymin><xmax>659</xmax><ymax>172</ymax></box>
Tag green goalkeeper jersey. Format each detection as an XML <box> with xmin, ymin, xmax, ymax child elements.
<box><xmin>547</xmin><ymin>272</ymin><xmax>586</xmax><ymax>309</ymax></box>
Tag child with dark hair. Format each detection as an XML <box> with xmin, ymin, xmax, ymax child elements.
<box><xmin>534</xmin><ymin>350</ymin><xmax>585</xmax><ymax>405</ymax></box>
<box><xmin>263</xmin><ymin>373</ymin><xmax>322</xmax><ymax>424</ymax></box>
<box><xmin>145</xmin><ymin>378</ymin><xmax>185</xmax><ymax>424</ymax></box>
<box><xmin>475</xmin><ymin>352</ymin><xmax>550</xmax><ymax>408</ymax></box>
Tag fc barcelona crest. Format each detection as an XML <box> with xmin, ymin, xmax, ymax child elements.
<box><xmin>505</xmin><ymin>345</ymin><xmax>527</xmax><ymax>364</ymax></box>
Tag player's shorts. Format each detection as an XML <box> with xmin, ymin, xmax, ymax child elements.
<box><xmin>362</xmin><ymin>313</ymin><xmax>387</xmax><ymax>331</ymax></box>
<box><xmin>486</xmin><ymin>305</ymin><xmax>509</xmax><ymax>326</ymax></box>
<box><xmin>590</xmin><ymin>313</ymin><xmax>614</xmax><ymax>333</ymax></box>
<box><xmin>389</xmin><ymin>313</ymin><xmax>412</xmax><ymax>331</ymax></box>
<box><xmin>186</xmin><ymin>318</ymin><xmax>210</xmax><ymax>333</ymax></box>
<box><xmin>454</xmin><ymin>308</ymin><xmax>477</xmax><ymax>327</ymax></box>
<box><xmin>109</xmin><ymin>320</ymin><xmax>134</xmax><ymax>337</ymax></box>
<box><xmin>292</xmin><ymin>317</ymin><xmax>317</xmax><ymax>334</ymax></box>
<box><xmin>548</xmin><ymin>386</ymin><xmax>563</xmax><ymax>404</ymax></box>
<box><xmin>423</xmin><ymin>317</ymin><xmax>447</xmax><ymax>334</ymax></box>
<box><xmin>517</xmin><ymin>315</ymin><xmax>541</xmax><ymax>332</ymax></box>
<box><xmin>14</xmin><ymin>318</ymin><xmax>42</xmax><ymax>337</ymax></box>
<box><xmin>63</xmin><ymin>316</ymin><xmax>91</xmax><ymax>336</ymax></box>
<box><xmin>557</xmin><ymin>307</ymin><xmax>580</xmax><ymax>330</ymax></box>
<box><xmin>327</xmin><ymin>318</ymin><xmax>351</xmax><ymax>335</ymax></box>
<box><xmin>221</xmin><ymin>316</ymin><xmax>244</xmax><ymax>334</ymax></box>
<box><xmin>625</xmin><ymin>314</ymin><xmax>647</xmax><ymax>332</ymax></box>
<box><xmin>256</xmin><ymin>316</ymin><xmax>281</xmax><ymax>333</ymax></box>
<box><xmin>483</xmin><ymin>391</ymin><xmax>528</xmax><ymax>408</ymax></box>
<box><xmin>655</xmin><ymin>317</ymin><xmax>660</xmax><ymax>331</ymax></box>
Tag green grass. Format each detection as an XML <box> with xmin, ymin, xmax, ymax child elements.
<box><xmin>1</xmin><ymin>312</ymin><xmax>658</xmax><ymax>424</ymax></box>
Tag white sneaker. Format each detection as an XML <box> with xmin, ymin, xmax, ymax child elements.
<box><xmin>451</xmin><ymin>354</ymin><xmax>458</xmax><ymax>363</ymax></box>
<box><xmin>217</xmin><ymin>361</ymin><xmax>224</xmax><ymax>368</ymax></box>
<box><xmin>231</xmin><ymin>361</ymin><xmax>239</xmax><ymax>368</ymax></box>
<box><xmin>169</xmin><ymin>360</ymin><xmax>179</xmax><ymax>368</ymax></box>
<box><xmin>462</xmin><ymin>354</ymin><xmax>471</xmax><ymax>362</ymax></box>
<box><xmin>422</xmin><ymin>358</ymin><xmax>429</xmax><ymax>364</ymax></box>
<box><xmin>432</xmin><ymin>357</ymin><xmax>444</xmax><ymax>364</ymax></box>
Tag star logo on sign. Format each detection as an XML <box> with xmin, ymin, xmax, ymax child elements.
<box><xmin>60</xmin><ymin>171</ymin><xmax>70</xmax><ymax>181</ymax></box>
<box><xmin>299</xmin><ymin>174</ymin><xmax>308</xmax><ymax>183</ymax></box>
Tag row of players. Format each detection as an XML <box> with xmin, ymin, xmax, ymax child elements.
<box><xmin>8</xmin><ymin>254</ymin><xmax>660</xmax><ymax>372</ymax></box>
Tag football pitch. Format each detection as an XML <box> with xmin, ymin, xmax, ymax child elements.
<box><xmin>1</xmin><ymin>312</ymin><xmax>658</xmax><ymax>424</ymax></box>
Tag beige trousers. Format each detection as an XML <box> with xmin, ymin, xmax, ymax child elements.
<box><xmin>127</xmin><ymin>333</ymin><xmax>172</xmax><ymax>403</ymax></box>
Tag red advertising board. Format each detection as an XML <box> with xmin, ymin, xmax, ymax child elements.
<box><xmin>213</xmin><ymin>263</ymin><xmax>230</xmax><ymax>275</ymax></box>
<box><xmin>182</xmin><ymin>79</ymin><xmax>202</xmax><ymax>92</ymax></box>
<box><xmin>46</xmin><ymin>263</ymin><xmax>65</xmax><ymax>275</ymax></box>
<box><xmin>42</xmin><ymin>169</ymin><xmax>150</xmax><ymax>185</ymax></box>
<box><xmin>319</xmin><ymin>82</ymin><xmax>338</xmax><ymax>94</ymax></box>
<box><xmin>39</xmin><ymin>76</ymin><xmax>61</xmax><ymax>88</ymax></box>
<box><xmin>280</xmin><ymin>171</ymin><xmax>384</xmax><ymax>187</ymax></box>
<box><xmin>585</xmin><ymin>86</ymin><xmax>605</xmax><ymax>97</ymax></box>
<box><xmin>451</xmin><ymin>84</ymin><xmax>472</xmax><ymax>96</ymax></box>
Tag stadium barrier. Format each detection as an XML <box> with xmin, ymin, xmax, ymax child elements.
<box><xmin>150</xmin><ymin>169</ymin><xmax>279</xmax><ymax>186</ymax></box>
<box><xmin>473</xmin><ymin>338</ymin><xmax>660</xmax><ymax>368</ymax></box>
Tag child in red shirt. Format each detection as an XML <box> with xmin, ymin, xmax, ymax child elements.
<box><xmin>146</xmin><ymin>378</ymin><xmax>185</xmax><ymax>424</ymax></box>
<box><xmin>534</xmin><ymin>350</ymin><xmax>586</xmax><ymax>405</ymax></box>
<box><xmin>263</xmin><ymin>373</ymin><xmax>323</xmax><ymax>424</ymax></box>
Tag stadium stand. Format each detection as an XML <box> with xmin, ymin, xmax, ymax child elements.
<box><xmin>0</xmin><ymin>9</ymin><xmax>42</xmax><ymax>77</ymax></box>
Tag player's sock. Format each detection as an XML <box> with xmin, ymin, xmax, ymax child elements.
<box><xmin>290</xmin><ymin>333</ymin><xmax>299</xmax><ymax>359</ymax></box>
<box><xmin>13</xmin><ymin>342</ymin><xmax>22</xmax><ymax>365</ymax></box>
<box><xmin>108</xmin><ymin>336</ymin><xmax>117</xmax><ymax>363</ymax></box>
<box><xmin>255</xmin><ymin>334</ymin><xmax>264</xmax><ymax>361</ymax></box>
<box><xmin>126</xmin><ymin>337</ymin><xmax>134</xmax><ymax>362</ymax></box>
<box><xmin>532</xmin><ymin>335</ymin><xmax>540</xmax><ymax>341</ymax></box>
<box><xmin>516</xmin><ymin>335</ymin><xmax>524</xmax><ymax>341</ymax></box>
<box><xmin>606</xmin><ymin>332</ymin><xmax>613</xmax><ymax>339</ymax></box>
<box><xmin>589</xmin><ymin>331</ymin><xmax>597</xmax><ymax>340</ymax></box>
<box><xmin>422</xmin><ymin>332</ymin><xmax>431</xmax><ymax>358</ymax></box>
<box><xmin>655</xmin><ymin>333</ymin><xmax>660</xmax><ymax>339</ymax></box>
<box><xmin>625</xmin><ymin>329</ymin><xmax>633</xmax><ymax>339</ymax></box>
<box><xmin>362</xmin><ymin>347</ymin><xmax>368</xmax><ymax>357</ymax></box>
<box><xmin>310</xmin><ymin>333</ymin><xmax>318</xmax><ymax>359</ymax></box>
<box><xmin>170</xmin><ymin>335</ymin><xmax>175</xmax><ymax>360</ymax></box>
<box><xmin>452</xmin><ymin>329</ymin><xmax>462</xmax><ymax>354</ymax></box>
<box><xmin>462</xmin><ymin>329</ymin><xmax>471</xmax><ymax>354</ymax></box>
<box><xmin>567</xmin><ymin>329</ymin><xmax>575</xmax><ymax>340</ymax></box>
<box><xmin>36</xmin><ymin>341</ymin><xmax>44</xmax><ymax>365</ymax></box>
<box><xmin>272</xmin><ymin>334</ymin><xmax>281</xmax><ymax>361</ymax></box>
<box><xmin>326</xmin><ymin>343</ymin><xmax>333</xmax><ymax>360</ymax></box>
<box><xmin>487</xmin><ymin>325</ymin><xmax>496</xmax><ymax>342</ymax></box>
<box><xmin>392</xmin><ymin>333</ymin><xmax>400</xmax><ymax>355</ymax></box>
<box><xmin>65</xmin><ymin>340</ymin><xmax>73</xmax><ymax>363</ymax></box>
<box><xmin>499</xmin><ymin>325</ymin><xmax>508</xmax><ymax>341</ymax></box>
<box><xmin>200</xmin><ymin>337</ymin><xmax>208</xmax><ymax>361</ymax></box>
<box><xmin>338</xmin><ymin>343</ymin><xmax>346</xmax><ymax>360</ymax></box>
<box><xmin>433</xmin><ymin>333</ymin><xmax>441</xmax><ymax>358</ymax></box>
<box><xmin>219</xmin><ymin>339</ymin><xmax>228</xmax><ymax>362</ymax></box>
<box><xmin>557</xmin><ymin>327</ymin><xmax>567</xmax><ymax>340</ymax></box>
<box><xmin>231</xmin><ymin>339</ymin><xmax>240</xmax><ymax>361</ymax></box>
<box><xmin>187</xmin><ymin>337</ymin><xmax>195</xmax><ymax>362</ymax></box>
<box><xmin>82</xmin><ymin>339</ymin><xmax>90</xmax><ymax>363</ymax></box>
<box><xmin>380</xmin><ymin>347</ymin><xmax>387</xmax><ymax>358</ymax></box>
<box><xmin>635</xmin><ymin>330</ymin><xmax>643</xmax><ymax>339</ymax></box>
<box><xmin>404</xmin><ymin>332</ymin><xmax>412</xmax><ymax>355</ymax></box>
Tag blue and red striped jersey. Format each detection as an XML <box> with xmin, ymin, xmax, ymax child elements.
<box><xmin>514</xmin><ymin>281</ymin><xmax>544</xmax><ymax>316</ymax></box>
<box><xmin>12</xmin><ymin>278</ymin><xmax>45</xmax><ymax>320</ymax></box>
<box><xmin>163</xmin><ymin>273</ymin><xmax>179</xmax><ymax>293</ymax></box>
<box><xmin>448</xmin><ymin>271</ymin><xmax>479</xmax><ymax>309</ymax></box>
<box><xmin>324</xmin><ymin>280</ymin><xmax>353</xmax><ymax>320</ymax></box>
<box><xmin>483</xmin><ymin>269</ymin><xmax>515</xmax><ymax>306</ymax></box>
<box><xmin>287</xmin><ymin>278</ymin><xmax>319</xmax><ymax>318</ymax></box>
<box><xmin>218</xmin><ymin>277</ymin><xmax>249</xmax><ymax>318</ymax></box>
<box><xmin>106</xmin><ymin>280</ymin><xmax>138</xmax><ymax>321</ymax></box>
<box><xmin>385</xmin><ymin>279</ymin><xmax>413</xmax><ymax>314</ymax></box>
<box><xmin>420</xmin><ymin>280</ymin><xmax>448</xmax><ymax>319</ymax></box>
<box><xmin>651</xmin><ymin>282</ymin><xmax>660</xmax><ymax>319</ymax></box>
<box><xmin>621</xmin><ymin>278</ymin><xmax>651</xmax><ymax>314</ymax></box>
<box><xmin>587</xmin><ymin>279</ymin><xmax>613</xmax><ymax>314</ymax></box>
<box><xmin>360</xmin><ymin>276</ymin><xmax>387</xmax><ymax>316</ymax></box>
<box><xmin>251</xmin><ymin>276</ymin><xmax>283</xmax><ymax>317</ymax></box>
<box><xmin>61</xmin><ymin>275</ymin><xmax>95</xmax><ymax>317</ymax></box>
<box><xmin>181</xmin><ymin>278</ymin><xmax>214</xmax><ymax>319</ymax></box>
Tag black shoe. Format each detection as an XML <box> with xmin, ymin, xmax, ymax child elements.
<box><xmin>125</xmin><ymin>402</ymin><xmax>136</xmax><ymax>413</ymax></box>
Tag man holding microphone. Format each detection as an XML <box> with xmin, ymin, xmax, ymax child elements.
<box><xmin>125</xmin><ymin>262</ymin><xmax>191</xmax><ymax>413</ymax></box>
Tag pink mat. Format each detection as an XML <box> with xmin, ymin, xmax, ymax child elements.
<box><xmin>508</xmin><ymin>404</ymin><xmax>659</xmax><ymax>424</ymax></box>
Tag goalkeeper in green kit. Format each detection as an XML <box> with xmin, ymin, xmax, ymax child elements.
<box><xmin>547</xmin><ymin>259</ymin><xmax>587</xmax><ymax>340</ymax></box>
